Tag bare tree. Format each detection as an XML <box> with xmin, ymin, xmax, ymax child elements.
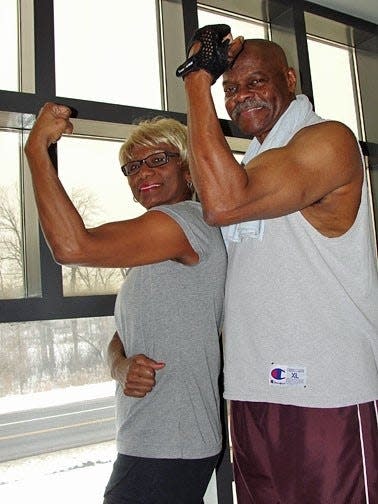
<box><xmin>0</xmin><ymin>185</ymin><xmax>23</xmax><ymax>297</ymax></box>
<box><xmin>0</xmin><ymin>184</ymin><xmax>120</xmax><ymax>396</ymax></box>
<box><xmin>62</xmin><ymin>186</ymin><xmax>126</xmax><ymax>295</ymax></box>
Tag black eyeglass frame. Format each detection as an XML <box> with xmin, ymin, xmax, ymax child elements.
<box><xmin>121</xmin><ymin>151</ymin><xmax>180</xmax><ymax>177</ymax></box>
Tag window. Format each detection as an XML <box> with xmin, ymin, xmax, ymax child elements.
<box><xmin>307</xmin><ymin>37</ymin><xmax>360</xmax><ymax>138</ymax></box>
<box><xmin>0</xmin><ymin>316</ymin><xmax>116</xmax><ymax>502</ymax></box>
<box><xmin>57</xmin><ymin>134</ymin><xmax>144</xmax><ymax>296</ymax></box>
<box><xmin>0</xmin><ymin>2</ymin><xmax>376</xmax><ymax>504</ymax></box>
<box><xmin>198</xmin><ymin>5</ymin><xmax>268</xmax><ymax>119</ymax></box>
<box><xmin>0</xmin><ymin>0</ymin><xmax>19</xmax><ymax>91</ymax></box>
<box><xmin>54</xmin><ymin>0</ymin><xmax>162</xmax><ymax>108</ymax></box>
<box><xmin>0</xmin><ymin>131</ymin><xmax>24</xmax><ymax>298</ymax></box>
<box><xmin>0</xmin><ymin>317</ymin><xmax>114</xmax><ymax>396</ymax></box>
<box><xmin>305</xmin><ymin>8</ymin><xmax>378</xmax><ymax>234</ymax></box>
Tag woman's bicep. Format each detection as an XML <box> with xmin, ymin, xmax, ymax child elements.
<box><xmin>80</xmin><ymin>210</ymin><xmax>198</xmax><ymax>268</ymax></box>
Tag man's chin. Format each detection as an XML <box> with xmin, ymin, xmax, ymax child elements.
<box><xmin>236</xmin><ymin>121</ymin><xmax>261</xmax><ymax>137</ymax></box>
<box><xmin>234</xmin><ymin>112</ymin><xmax>267</xmax><ymax>137</ymax></box>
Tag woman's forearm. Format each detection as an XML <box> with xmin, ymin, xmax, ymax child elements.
<box><xmin>107</xmin><ymin>332</ymin><xmax>127</xmax><ymax>383</ymax></box>
<box><xmin>25</xmin><ymin>141</ymin><xmax>88</xmax><ymax>263</ymax></box>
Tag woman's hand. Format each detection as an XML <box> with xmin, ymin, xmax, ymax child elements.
<box><xmin>25</xmin><ymin>102</ymin><xmax>74</xmax><ymax>152</ymax></box>
<box><xmin>115</xmin><ymin>354</ymin><xmax>166</xmax><ymax>398</ymax></box>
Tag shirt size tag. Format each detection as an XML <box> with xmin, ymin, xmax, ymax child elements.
<box><xmin>269</xmin><ymin>364</ymin><xmax>307</xmax><ymax>387</ymax></box>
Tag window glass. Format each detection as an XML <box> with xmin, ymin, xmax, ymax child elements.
<box><xmin>54</xmin><ymin>0</ymin><xmax>162</xmax><ymax>108</ymax></box>
<box><xmin>198</xmin><ymin>8</ymin><xmax>267</xmax><ymax>119</ymax></box>
<box><xmin>58</xmin><ymin>136</ymin><xmax>144</xmax><ymax>296</ymax></box>
<box><xmin>0</xmin><ymin>0</ymin><xmax>19</xmax><ymax>91</ymax></box>
<box><xmin>0</xmin><ymin>317</ymin><xmax>114</xmax><ymax>398</ymax></box>
<box><xmin>0</xmin><ymin>314</ymin><xmax>218</xmax><ymax>503</ymax></box>
<box><xmin>0</xmin><ymin>316</ymin><xmax>116</xmax><ymax>502</ymax></box>
<box><xmin>0</xmin><ymin>131</ymin><xmax>24</xmax><ymax>299</ymax></box>
<box><xmin>307</xmin><ymin>37</ymin><xmax>360</xmax><ymax>138</ymax></box>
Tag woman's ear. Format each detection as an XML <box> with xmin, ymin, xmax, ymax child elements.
<box><xmin>184</xmin><ymin>172</ymin><xmax>197</xmax><ymax>201</ymax></box>
<box><xmin>184</xmin><ymin>171</ymin><xmax>192</xmax><ymax>184</ymax></box>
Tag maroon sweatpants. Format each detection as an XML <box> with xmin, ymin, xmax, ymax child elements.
<box><xmin>230</xmin><ymin>400</ymin><xmax>378</xmax><ymax>504</ymax></box>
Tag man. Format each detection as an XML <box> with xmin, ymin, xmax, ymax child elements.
<box><xmin>177</xmin><ymin>25</ymin><xmax>378</xmax><ymax>503</ymax></box>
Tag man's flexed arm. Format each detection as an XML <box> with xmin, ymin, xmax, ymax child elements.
<box><xmin>185</xmin><ymin>78</ymin><xmax>363</xmax><ymax>231</ymax></box>
<box><xmin>184</xmin><ymin>71</ymin><xmax>248</xmax><ymax>225</ymax></box>
<box><xmin>181</xmin><ymin>31</ymin><xmax>362</xmax><ymax>232</ymax></box>
<box><xmin>180</xmin><ymin>30</ymin><xmax>247</xmax><ymax>225</ymax></box>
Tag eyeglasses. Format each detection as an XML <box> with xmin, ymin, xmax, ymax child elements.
<box><xmin>121</xmin><ymin>151</ymin><xmax>180</xmax><ymax>177</ymax></box>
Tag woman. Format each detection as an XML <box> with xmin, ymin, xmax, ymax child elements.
<box><xmin>24</xmin><ymin>104</ymin><xmax>227</xmax><ymax>504</ymax></box>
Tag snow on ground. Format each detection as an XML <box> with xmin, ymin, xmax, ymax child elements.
<box><xmin>0</xmin><ymin>380</ymin><xmax>116</xmax><ymax>415</ymax></box>
<box><xmin>0</xmin><ymin>441</ymin><xmax>219</xmax><ymax>503</ymax></box>
<box><xmin>0</xmin><ymin>441</ymin><xmax>115</xmax><ymax>503</ymax></box>
<box><xmin>0</xmin><ymin>383</ymin><xmax>220</xmax><ymax>503</ymax></box>
<box><xmin>0</xmin><ymin>382</ymin><xmax>116</xmax><ymax>503</ymax></box>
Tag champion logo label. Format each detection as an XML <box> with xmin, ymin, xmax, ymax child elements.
<box><xmin>271</xmin><ymin>367</ymin><xmax>286</xmax><ymax>381</ymax></box>
<box><xmin>269</xmin><ymin>364</ymin><xmax>307</xmax><ymax>387</ymax></box>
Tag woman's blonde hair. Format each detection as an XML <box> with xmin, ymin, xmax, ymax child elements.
<box><xmin>119</xmin><ymin>117</ymin><xmax>188</xmax><ymax>171</ymax></box>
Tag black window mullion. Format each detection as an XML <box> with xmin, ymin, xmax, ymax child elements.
<box><xmin>181</xmin><ymin>0</ymin><xmax>199</xmax><ymax>50</ymax></box>
<box><xmin>268</xmin><ymin>0</ymin><xmax>314</xmax><ymax>104</ymax></box>
<box><xmin>0</xmin><ymin>294</ymin><xmax>116</xmax><ymax>323</ymax></box>
<box><xmin>303</xmin><ymin>1</ymin><xmax>377</xmax><ymax>33</ymax></box>
<box><xmin>291</xmin><ymin>0</ymin><xmax>314</xmax><ymax>104</ymax></box>
<box><xmin>31</xmin><ymin>0</ymin><xmax>64</xmax><ymax>306</ymax></box>
<box><xmin>34</xmin><ymin>0</ymin><xmax>56</xmax><ymax>102</ymax></box>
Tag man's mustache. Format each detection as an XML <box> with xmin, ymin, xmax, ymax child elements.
<box><xmin>231</xmin><ymin>99</ymin><xmax>270</xmax><ymax>120</ymax></box>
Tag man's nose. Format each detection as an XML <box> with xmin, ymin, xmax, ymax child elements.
<box><xmin>236</xmin><ymin>84</ymin><xmax>255</xmax><ymax>102</ymax></box>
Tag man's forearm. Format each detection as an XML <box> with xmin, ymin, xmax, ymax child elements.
<box><xmin>185</xmin><ymin>73</ymin><xmax>248</xmax><ymax>225</ymax></box>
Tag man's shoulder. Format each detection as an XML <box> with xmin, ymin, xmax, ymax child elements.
<box><xmin>290</xmin><ymin>121</ymin><xmax>362</xmax><ymax>168</ymax></box>
<box><xmin>294</xmin><ymin>120</ymin><xmax>357</xmax><ymax>143</ymax></box>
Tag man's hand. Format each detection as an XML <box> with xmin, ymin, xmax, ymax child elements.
<box><xmin>176</xmin><ymin>24</ymin><xmax>232</xmax><ymax>83</ymax></box>
<box><xmin>176</xmin><ymin>24</ymin><xmax>244</xmax><ymax>84</ymax></box>
<box><xmin>227</xmin><ymin>36</ymin><xmax>245</xmax><ymax>65</ymax></box>
<box><xmin>115</xmin><ymin>354</ymin><xmax>165</xmax><ymax>398</ymax></box>
<box><xmin>25</xmin><ymin>102</ymin><xmax>74</xmax><ymax>152</ymax></box>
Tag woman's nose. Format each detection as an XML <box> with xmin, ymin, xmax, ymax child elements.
<box><xmin>138</xmin><ymin>162</ymin><xmax>155</xmax><ymax>178</ymax></box>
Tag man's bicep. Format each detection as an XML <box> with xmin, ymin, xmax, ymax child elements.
<box><xmin>289</xmin><ymin>122</ymin><xmax>363</xmax><ymax>192</ymax></box>
<box><xmin>242</xmin><ymin>137</ymin><xmax>345</xmax><ymax>217</ymax></box>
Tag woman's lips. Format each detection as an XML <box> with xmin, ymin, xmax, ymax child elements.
<box><xmin>139</xmin><ymin>183</ymin><xmax>161</xmax><ymax>192</ymax></box>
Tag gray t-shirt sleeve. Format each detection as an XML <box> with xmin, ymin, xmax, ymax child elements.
<box><xmin>148</xmin><ymin>200</ymin><xmax>212</xmax><ymax>262</ymax></box>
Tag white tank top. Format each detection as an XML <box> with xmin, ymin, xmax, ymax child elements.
<box><xmin>223</xmin><ymin>172</ymin><xmax>378</xmax><ymax>407</ymax></box>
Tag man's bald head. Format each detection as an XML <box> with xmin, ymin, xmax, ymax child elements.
<box><xmin>231</xmin><ymin>39</ymin><xmax>291</xmax><ymax>75</ymax></box>
<box><xmin>222</xmin><ymin>38</ymin><xmax>297</xmax><ymax>141</ymax></box>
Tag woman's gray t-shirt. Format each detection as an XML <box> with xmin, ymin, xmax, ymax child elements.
<box><xmin>114</xmin><ymin>200</ymin><xmax>227</xmax><ymax>459</ymax></box>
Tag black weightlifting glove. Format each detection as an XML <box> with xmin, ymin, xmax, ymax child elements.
<box><xmin>176</xmin><ymin>24</ymin><xmax>231</xmax><ymax>84</ymax></box>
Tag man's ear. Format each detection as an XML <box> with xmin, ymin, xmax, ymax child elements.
<box><xmin>287</xmin><ymin>67</ymin><xmax>297</xmax><ymax>93</ymax></box>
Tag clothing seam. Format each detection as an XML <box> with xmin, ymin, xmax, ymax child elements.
<box><xmin>357</xmin><ymin>404</ymin><xmax>369</xmax><ymax>504</ymax></box>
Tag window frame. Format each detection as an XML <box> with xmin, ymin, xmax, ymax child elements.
<box><xmin>0</xmin><ymin>0</ymin><xmax>378</xmax><ymax>316</ymax></box>
<box><xmin>0</xmin><ymin>2</ymin><xmax>376</xmax><ymax>504</ymax></box>
<box><xmin>0</xmin><ymin>0</ymin><xmax>376</xmax><ymax>318</ymax></box>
